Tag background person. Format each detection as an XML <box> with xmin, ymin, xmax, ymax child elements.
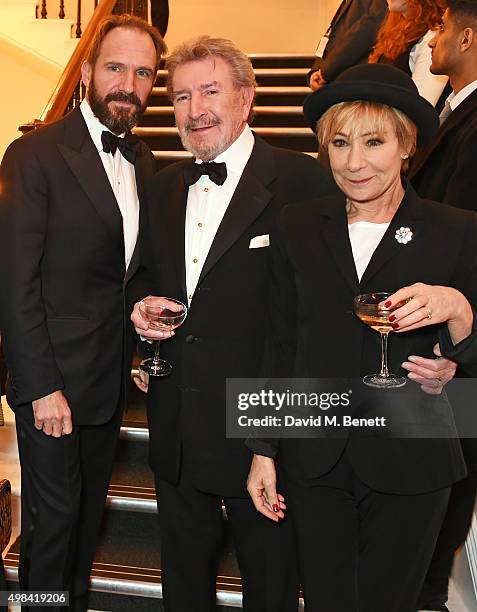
<box><xmin>246</xmin><ymin>63</ymin><xmax>477</xmax><ymax>612</ymax></box>
<box><xmin>308</xmin><ymin>0</ymin><xmax>388</xmax><ymax>90</ymax></box>
<box><xmin>0</xmin><ymin>15</ymin><xmax>164</xmax><ymax>611</ymax></box>
<box><xmin>409</xmin><ymin>1</ymin><xmax>477</xmax><ymax>609</ymax></box>
<box><xmin>369</xmin><ymin>0</ymin><xmax>449</xmax><ymax>106</ymax></box>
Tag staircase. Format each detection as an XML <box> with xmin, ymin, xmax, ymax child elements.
<box><xmin>3</xmin><ymin>54</ymin><xmax>315</xmax><ymax>610</ymax></box>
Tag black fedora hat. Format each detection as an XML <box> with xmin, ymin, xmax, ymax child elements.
<box><xmin>303</xmin><ymin>63</ymin><xmax>439</xmax><ymax>146</ymax></box>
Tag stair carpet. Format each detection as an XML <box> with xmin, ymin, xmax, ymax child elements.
<box><xmin>3</xmin><ymin>54</ymin><xmax>314</xmax><ymax>610</ymax></box>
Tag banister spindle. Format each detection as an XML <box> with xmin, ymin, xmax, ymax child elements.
<box><xmin>41</xmin><ymin>1</ymin><xmax>47</xmax><ymax>19</ymax></box>
<box><xmin>75</xmin><ymin>0</ymin><xmax>82</xmax><ymax>38</ymax></box>
<box><xmin>59</xmin><ymin>1</ymin><xmax>65</xmax><ymax>19</ymax></box>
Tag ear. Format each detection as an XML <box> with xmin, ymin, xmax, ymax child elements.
<box><xmin>460</xmin><ymin>27</ymin><xmax>474</xmax><ymax>52</ymax></box>
<box><xmin>81</xmin><ymin>61</ymin><xmax>92</xmax><ymax>88</ymax></box>
<box><xmin>241</xmin><ymin>86</ymin><xmax>255</xmax><ymax>121</ymax></box>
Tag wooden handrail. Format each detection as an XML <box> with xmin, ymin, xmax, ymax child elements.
<box><xmin>39</xmin><ymin>0</ymin><xmax>117</xmax><ymax>125</ymax></box>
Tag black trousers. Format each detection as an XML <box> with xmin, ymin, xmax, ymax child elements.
<box><xmin>15</xmin><ymin>405</ymin><xmax>123</xmax><ymax>612</ymax></box>
<box><xmin>150</xmin><ymin>0</ymin><xmax>169</xmax><ymax>37</ymax></box>
<box><xmin>155</xmin><ymin>471</ymin><xmax>299</xmax><ymax>612</ymax></box>
<box><xmin>419</xmin><ymin>469</ymin><xmax>477</xmax><ymax>606</ymax></box>
<box><xmin>281</xmin><ymin>451</ymin><xmax>451</xmax><ymax>612</ymax></box>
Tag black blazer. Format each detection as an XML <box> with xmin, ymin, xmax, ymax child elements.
<box><xmin>134</xmin><ymin>134</ymin><xmax>338</xmax><ymax>497</ymax></box>
<box><xmin>309</xmin><ymin>0</ymin><xmax>388</xmax><ymax>82</ymax></box>
<box><xmin>410</xmin><ymin>88</ymin><xmax>477</xmax><ymax>211</ymax></box>
<box><xmin>251</xmin><ymin>185</ymin><xmax>477</xmax><ymax>494</ymax></box>
<box><xmin>0</xmin><ymin>107</ymin><xmax>155</xmax><ymax>425</ymax></box>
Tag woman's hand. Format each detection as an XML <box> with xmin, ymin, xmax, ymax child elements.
<box><xmin>247</xmin><ymin>454</ymin><xmax>286</xmax><ymax>522</ymax></box>
<box><xmin>401</xmin><ymin>343</ymin><xmax>457</xmax><ymax>395</ymax></box>
<box><xmin>383</xmin><ymin>283</ymin><xmax>474</xmax><ymax>344</ymax></box>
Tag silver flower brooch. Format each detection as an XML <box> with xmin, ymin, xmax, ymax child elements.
<box><xmin>395</xmin><ymin>226</ymin><xmax>413</xmax><ymax>244</ymax></box>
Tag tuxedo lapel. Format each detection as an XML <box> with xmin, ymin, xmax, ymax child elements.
<box><xmin>124</xmin><ymin>147</ymin><xmax>153</xmax><ymax>285</ymax></box>
<box><xmin>58</xmin><ymin>108</ymin><xmax>123</xmax><ymax>245</ymax></box>
<box><xmin>198</xmin><ymin>136</ymin><xmax>275</xmax><ymax>284</ymax></box>
<box><xmin>360</xmin><ymin>185</ymin><xmax>425</xmax><ymax>288</ymax></box>
<box><xmin>319</xmin><ymin>195</ymin><xmax>360</xmax><ymax>295</ymax></box>
<box><xmin>161</xmin><ymin>170</ymin><xmax>188</xmax><ymax>301</ymax></box>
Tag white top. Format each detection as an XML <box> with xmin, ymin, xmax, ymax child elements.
<box><xmin>80</xmin><ymin>98</ymin><xmax>139</xmax><ymax>270</ymax></box>
<box><xmin>447</xmin><ymin>79</ymin><xmax>477</xmax><ymax>111</ymax></box>
<box><xmin>348</xmin><ymin>221</ymin><xmax>390</xmax><ymax>281</ymax></box>
<box><xmin>184</xmin><ymin>125</ymin><xmax>255</xmax><ymax>304</ymax></box>
<box><xmin>409</xmin><ymin>30</ymin><xmax>449</xmax><ymax>107</ymax></box>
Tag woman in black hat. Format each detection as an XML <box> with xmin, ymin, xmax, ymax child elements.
<box><xmin>246</xmin><ymin>64</ymin><xmax>477</xmax><ymax>611</ymax></box>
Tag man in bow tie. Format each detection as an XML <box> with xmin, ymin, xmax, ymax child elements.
<box><xmin>130</xmin><ymin>36</ymin><xmax>338</xmax><ymax>610</ymax></box>
<box><xmin>0</xmin><ymin>14</ymin><xmax>165</xmax><ymax>610</ymax></box>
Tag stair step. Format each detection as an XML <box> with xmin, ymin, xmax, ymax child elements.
<box><xmin>141</xmin><ymin>105</ymin><xmax>308</xmax><ymax>128</ymax></box>
<box><xmin>107</xmin><ymin>484</ymin><xmax>156</xmax><ymax>513</ymax></box>
<box><xmin>155</xmin><ymin>68</ymin><xmax>309</xmax><ymax>88</ymax></box>
<box><xmin>148</xmin><ymin>86</ymin><xmax>311</xmax><ymax>107</ymax></box>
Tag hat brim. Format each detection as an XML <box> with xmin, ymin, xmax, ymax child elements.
<box><xmin>303</xmin><ymin>80</ymin><xmax>439</xmax><ymax>147</ymax></box>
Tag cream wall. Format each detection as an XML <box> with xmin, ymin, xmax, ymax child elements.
<box><xmin>0</xmin><ymin>0</ymin><xmax>341</xmax><ymax>157</ymax></box>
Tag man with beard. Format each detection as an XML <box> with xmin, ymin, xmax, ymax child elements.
<box><xmin>0</xmin><ymin>14</ymin><xmax>164</xmax><ymax>610</ymax></box>
<box><xmin>130</xmin><ymin>36</ymin><xmax>338</xmax><ymax>611</ymax></box>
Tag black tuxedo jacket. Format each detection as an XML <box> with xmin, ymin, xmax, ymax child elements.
<box><xmin>135</xmin><ymin>134</ymin><xmax>338</xmax><ymax>497</ymax></box>
<box><xmin>252</xmin><ymin>185</ymin><xmax>477</xmax><ymax>494</ymax></box>
<box><xmin>410</xmin><ymin>88</ymin><xmax>477</xmax><ymax>212</ymax></box>
<box><xmin>0</xmin><ymin>107</ymin><xmax>155</xmax><ymax>425</ymax></box>
<box><xmin>309</xmin><ymin>0</ymin><xmax>387</xmax><ymax>82</ymax></box>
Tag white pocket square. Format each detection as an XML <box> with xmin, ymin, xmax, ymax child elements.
<box><xmin>249</xmin><ymin>234</ymin><xmax>270</xmax><ymax>249</ymax></box>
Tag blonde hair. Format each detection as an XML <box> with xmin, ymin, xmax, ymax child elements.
<box><xmin>317</xmin><ymin>101</ymin><xmax>417</xmax><ymax>172</ymax></box>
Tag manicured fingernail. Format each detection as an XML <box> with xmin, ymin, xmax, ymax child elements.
<box><xmin>389</xmin><ymin>314</ymin><xmax>396</xmax><ymax>322</ymax></box>
<box><xmin>384</xmin><ymin>300</ymin><xmax>392</xmax><ymax>307</ymax></box>
<box><xmin>272</xmin><ymin>504</ymin><xmax>279</xmax><ymax>513</ymax></box>
<box><xmin>391</xmin><ymin>323</ymin><xmax>399</xmax><ymax>329</ymax></box>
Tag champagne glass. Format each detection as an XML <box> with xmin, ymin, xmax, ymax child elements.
<box><xmin>139</xmin><ymin>297</ymin><xmax>187</xmax><ymax>377</ymax></box>
<box><xmin>354</xmin><ymin>292</ymin><xmax>407</xmax><ymax>389</ymax></box>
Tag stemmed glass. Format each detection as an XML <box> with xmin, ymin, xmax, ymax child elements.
<box><xmin>139</xmin><ymin>297</ymin><xmax>187</xmax><ymax>377</ymax></box>
<box><xmin>354</xmin><ymin>292</ymin><xmax>407</xmax><ymax>389</ymax></box>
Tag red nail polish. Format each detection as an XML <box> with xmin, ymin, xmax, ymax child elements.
<box><xmin>272</xmin><ymin>504</ymin><xmax>279</xmax><ymax>513</ymax></box>
<box><xmin>389</xmin><ymin>314</ymin><xmax>396</xmax><ymax>322</ymax></box>
<box><xmin>391</xmin><ymin>322</ymin><xmax>399</xmax><ymax>329</ymax></box>
<box><xmin>384</xmin><ymin>300</ymin><xmax>392</xmax><ymax>307</ymax></box>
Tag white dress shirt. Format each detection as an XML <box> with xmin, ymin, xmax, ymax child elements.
<box><xmin>184</xmin><ymin>125</ymin><xmax>255</xmax><ymax>304</ymax></box>
<box><xmin>348</xmin><ymin>221</ymin><xmax>390</xmax><ymax>282</ymax></box>
<box><xmin>409</xmin><ymin>30</ymin><xmax>449</xmax><ymax>107</ymax></box>
<box><xmin>80</xmin><ymin>98</ymin><xmax>139</xmax><ymax>270</ymax></box>
<box><xmin>445</xmin><ymin>79</ymin><xmax>477</xmax><ymax>112</ymax></box>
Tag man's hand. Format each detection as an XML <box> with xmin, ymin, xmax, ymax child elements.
<box><xmin>32</xmin><ymin>390</ymin><xmax>73</xmax><ymax>437</ymax></box>
<box><xmin>401</xmin><ymin>343</ymin><xmax>457</xmax><ymax>395</ymax></box>
<box><xmin>309</xmin><ymin>69</ymin><xmax>327</xmax><ymax>91</ymax></box>
<box><xmin>131</xmin><ymin>296</ymin><xmax>180</xmax><ymax>341</ymax></box>
<box><xmin>132</xmin><ymin>369</ymin><xmax>149</xmax><ymax>393</ymax></box>
<box><xmin>247</xmin><ymin>454</ymin><xmax>286</xmax><ymax>522</ymax></box>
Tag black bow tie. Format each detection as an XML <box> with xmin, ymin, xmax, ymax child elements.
<box><xmin>101</xmin><ymin>131</ymin><xmax>141</xmax><ymax>164</ymax></box>
<box><xmin>183</xmin><ymin>161</ymin><xmax>227</xmax><ymax>187</ymax></box>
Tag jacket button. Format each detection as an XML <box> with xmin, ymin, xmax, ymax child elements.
<box><xmin>185</xmin><ymin>335</ymin><xmax>196</xmax><ymax>344</ymax></box>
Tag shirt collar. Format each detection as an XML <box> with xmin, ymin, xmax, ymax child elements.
<box><xmin>448</xmin><ymin>79</ymin><xmax>477</xmax><ymax>111</ymax></box>
<box><xmin>195</xmin><ymin>124</ymin><xmax>254</xmax><ymax>176</ymax></box>
<box><xmin>80</xmin><ymin>98</ymin><xmax>125</xmax><ymax>153</ymax></box>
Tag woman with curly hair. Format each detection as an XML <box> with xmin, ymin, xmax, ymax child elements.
<box><xmin>369</xmin><ymin>0</ymin><xmax>449</xmax><ymax>106</ymax></box>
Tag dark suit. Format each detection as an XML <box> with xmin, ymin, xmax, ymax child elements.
<box><xmin>410</xmin><ymin>87</ymin><xmax>477</xmax><ymax>608</ymax></box>
<box><xmin>135</xmin><ymin>134</ymin><xmax>337</xmax><ymax>610</ymax></box>
<box><xmin>249</xmin><ymin>185</ymin><xmax>477</xmax><ymax>611</ymax></box>
<box><xmin>0</xmin><ymin>107</ymin><xmax>155</xmax><ymax>610</ymax></box>
<box><xmin>309</xmin><ymin>0</ymin><xmax>387</xmax><ymax>83</ymax></box>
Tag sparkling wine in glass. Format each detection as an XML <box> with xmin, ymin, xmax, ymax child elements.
<box><xmin>139</xmin><ymin>297</ymin><xmax>187</xmax><ymax>377</ymax></box>
<box><xmin>354</xmin><ymin>292</ymin><xmax>406</xmax><ymax>389</ymax></box>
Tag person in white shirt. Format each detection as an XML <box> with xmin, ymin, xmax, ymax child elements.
<box><xmin>0</xmin><ymin>15</ymin><xmax>164</xmax><ymax>611</ymax></box>
<box><xmin>369</xmin><ymin>0</ymin><xmax>449</xmax><ymax>107</ymax></box>
<box><xmin>410</xmin><ymin>2</ymin><xmax>477</xmax><ymax>610</ymax></box>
